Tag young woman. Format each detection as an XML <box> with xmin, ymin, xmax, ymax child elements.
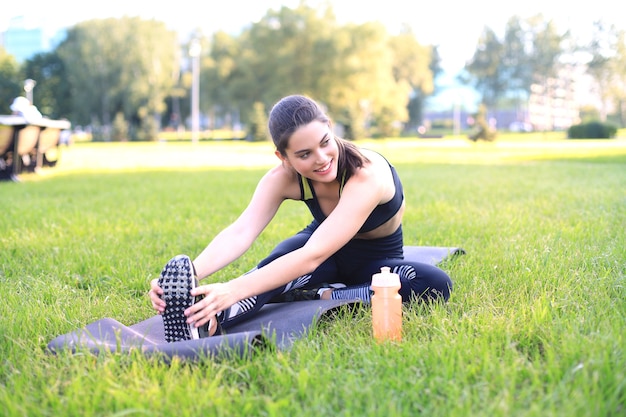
<box><xmin>149</xmin><ymin>94</ymin><xmax>452</xmax><ymax>342</ymax></box>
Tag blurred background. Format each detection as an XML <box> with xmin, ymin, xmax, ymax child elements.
<box><xmin>1</xmin><ymin>0</ymin><xmax>624</xmax><ymax>142</ymax></box>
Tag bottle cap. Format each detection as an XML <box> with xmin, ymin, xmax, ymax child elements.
<box><xmin>371</xmin><ymin>266</ymin><xmax>400</xmax><ymax>287</ymax></box>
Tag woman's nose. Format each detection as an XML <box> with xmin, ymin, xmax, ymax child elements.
<box><xmin>315</xmin><ymin>149</ymin><xmax>328</xmax><ymax>163</ymax></box>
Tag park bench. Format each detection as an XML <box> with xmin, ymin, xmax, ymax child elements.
<box><xmin>0</xmin><ymin>115</ymin><xmax>71</xmax><ymax>181</ymax></box>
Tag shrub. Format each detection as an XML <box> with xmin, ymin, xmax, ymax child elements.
<box><xmin>568</xmin><ymin>121</ymin><xmax>617</xmax><ymax>139</ymax></box>
<box><xmin>247</xmin><ymin>101</ymin><xmax>268</xmax><ymax>142</ymax></box>
<box><xmin>111</xmin><ymin>112</ymin><xmax>129</xmax><ymax>141</ymax></box>
<box><xmin>468</xmin><ymin>104</ymin><xmax>496</xmax><ymax>142</ymax></box>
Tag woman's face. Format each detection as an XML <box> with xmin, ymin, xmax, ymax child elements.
<box><xmin>281</xmin><ymin>120</ymin><xmax>339</xmax><ymax>183</ymax></box>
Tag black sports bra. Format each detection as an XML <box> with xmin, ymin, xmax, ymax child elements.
<box><xmin>298</xmin><ymin>161</ymin><xmax>404</xmax><ymax>233</ymax></box>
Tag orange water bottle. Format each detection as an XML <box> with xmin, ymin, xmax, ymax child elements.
<box><xmin>371</xmin><ymin>266</ymin><xmax>402</xmax><ymax>342</ymax></box>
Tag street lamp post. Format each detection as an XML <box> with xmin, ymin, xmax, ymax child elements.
<box><xmin>189</xmin><ymin>39</ymin><xmax>201</xmax><ymax>144</ymax></box>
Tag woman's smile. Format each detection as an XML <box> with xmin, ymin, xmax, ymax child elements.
<box><xmin>314</xmin><ymin>159</ymin><xmax>333</xmax><ymax>174</ymax></box>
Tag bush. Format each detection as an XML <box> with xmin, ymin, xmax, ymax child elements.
<box><xmin>468</xmin><ymin>104</ymin><xmax>496</xmax><ymax>142</ymax></box>
<box><xmin>568</xmin><ymin>121</ymin><xmax>617</xmax><ymax>139</ymax></box>
<box><xmin>431</xmin><ymin>118</ymin><xmax>454</xmax><ymax>130</ymax></box>
<box><xmin>247</xmin><ymin>101</ymin><xmax>268</xmax><ymax>142</ymax></box>
<box><xmin>111</xmin><ymin>112</ymin><xmax>129</xmax><ymax>141</ymax></box>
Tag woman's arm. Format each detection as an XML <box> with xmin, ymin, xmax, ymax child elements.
<box><xmin>186</xmin><ymin>157</ymin><xmax>392</xmax><ymax>325</ymax></box>
<box><xmin>148</xmin><ymin>164</ymin><xmax>296</xmax><ymax>313</ymax></box>
<box><xmin>192</xmin><ymin>165</ymin><xmax>297</xmax><ymax>279</ymax></box>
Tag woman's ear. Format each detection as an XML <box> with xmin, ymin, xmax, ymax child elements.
<box><xmin>275</xmin><ymin>150</ymin><xmax>290</xmax><ymax>166</ymax></box>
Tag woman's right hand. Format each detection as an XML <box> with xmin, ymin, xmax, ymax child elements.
<box><xmin>148</xmin><ymin>278</ymin><xmax>165</xmax><ymax>313</ymax></box>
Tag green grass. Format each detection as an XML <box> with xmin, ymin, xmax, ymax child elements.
<box><xmin>1</xmin><ymin>136</ymin><xmax>625</xmax><ymax>416</ymax></box>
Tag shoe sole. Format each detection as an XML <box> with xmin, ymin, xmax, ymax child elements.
<box><xmin>157</xmin><ymin>255</ymin><xmax>200</xmax><ymax>342</ymax></box>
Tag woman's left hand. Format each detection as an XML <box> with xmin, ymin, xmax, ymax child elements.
<box><xmin>185</xmin><ymin>282</ymin><xmax>236</xmax><ymax>328</ymax></box>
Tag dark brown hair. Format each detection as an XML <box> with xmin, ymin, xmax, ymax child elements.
<box><xmin>268</xmin><ymin>95</ymin><xmax>368</xmax><ymax>179</ymax></box>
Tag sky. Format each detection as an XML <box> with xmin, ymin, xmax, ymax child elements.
<box><xmin>2</xmin><ymin>0</ymin><xmax>622</xmax><ymax>73</ymax></box>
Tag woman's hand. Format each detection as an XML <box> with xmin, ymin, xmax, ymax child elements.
<box><xmin>148</xmin><ymin>278</ymin><xmax>221</xmax><ymax>337</ymax></box>
<box><xmin>185</xmin><ymin>282</ymin><xmax>237</xmax><ymax>328</ymax></box>
<box><xmin>148</xmin><ymin>278</ymin><xmax>165</xmax><ymax>313</ymax></box>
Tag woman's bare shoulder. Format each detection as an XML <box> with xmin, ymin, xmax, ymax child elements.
<box><xmin>347</xmin><ymin>149</ymin><xmax>395</xmax><ymax>199</ymax></box>
<box><xmin>261</xmin><ymin>164</ymin><xmax>301</xmax><ymax>200</ymax></box>
<box><xmin>354</xmin><ymin>149</ymin><xmax>393</xmax><ymax>179</ymax></box>
<box><xmin>360</xmin><ymin>148</ymin><xmax>389</xmax><ymax>166</ymax></box>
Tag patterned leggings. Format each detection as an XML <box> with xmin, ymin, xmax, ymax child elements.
<box><xmin>218</xmin><ymin>222</ymin><xmax>453</xmax><ymax>330</ymax></box>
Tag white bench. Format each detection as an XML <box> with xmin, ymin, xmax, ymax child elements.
<box><xmin>0</xmin><ymin>116</ymin><xmax>71</xmax><ymax>181</ymax></box>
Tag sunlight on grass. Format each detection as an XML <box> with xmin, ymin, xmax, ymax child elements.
<box><xmin>1</xmin><ymin>137</ymin><xmax>624</xmax><ymax>416</ymax></box>
<box><xmin>28</xmin><ymin>136</ymin><xmax>626</xmax><ymax>178</ymax></box>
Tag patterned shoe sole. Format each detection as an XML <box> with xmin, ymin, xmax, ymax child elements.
<box><xmin>158</xmin><ymin>255</ymin><xmax>199</xmax><ymax>342</ymax></box>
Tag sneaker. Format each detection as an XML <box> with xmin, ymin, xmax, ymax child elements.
<box><xmin>271</xmin><ymin>283</ymin><xmax>347</xmax><ymax>302</ymax></box>
<box><xmin>157</xmin><ymin>254</ymin><xmax>208</xmax><ymax>342</ymax></box>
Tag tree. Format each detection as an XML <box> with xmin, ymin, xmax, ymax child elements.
<box><xmin>12</xmin><ymin>4</ymin><xmax>440</xmax><ymax>140</ymax></box>
<box><xmin>203</xmin><ymin>3</ymin><xmax>419</xmax><ymax>139</ymax></box>
<box><xmin>501</xmin><ymin>16</ymin><xmax>532</xmax><ymax>94</ymax></box>
<box><xmin>226</xmin><ymin>4</ymin><xmax>340</xmax><ymax>124</ymax></box>
<box><xmin>464</xmin><ymin>26</ymin><xmax>507</xmax><ymax>108</ymax></box>
<box><xmin>527</xmin><ymin>17</ymin><xmax>564</xmax><ymax>81</ymax></box>
<box><xmin>388</xmin><ymin>25</ymin><xmax>435</xmax><ymax>132</ymax></box>
<box><xmin>247</xmin><ymin>101</ymin><xmax>268</xmax><ymax>141</ymax></box>
<box><xmin>22</xmin><ymin>51</ymin><xmax>71</xmax><ymax>119</ymax></box>
<box><xmin>613</xmin><ymin>30</ymin><xmax>626</xmax><ymax>126</ymax></box>
<box><xmin>586</xmin><ymin>21</ymin><xmax>626</xmax><ymax>125</ymax></box>
<box><xmin>464</xmin><ymin>15</ymin><xmax>566</xmax><ymax>113</ymax></box>
<box><xmin>322</xmin><ymin>21</ymin><xmax>409</xmax><ymax>139</ymax></box>
<box><xmin>0</xmin><ymin>48</ymin><xmax>23</xmax><ymax>114</ymax></box>
<box><xmin>57</xmin><ymin>17</ymin><xmax>179</xmax><ymax>140</ymax></box>
<box><xmin>200</xmin><ymin>31</ymin><xmax>241</xmax><ymax>129</ymax></box>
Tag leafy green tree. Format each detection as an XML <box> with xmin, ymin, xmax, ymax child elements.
<box><xmin>527</xmin><ymin>17</ymin><xmax>564</xmax><ymax>80</ymax></box>
<box><xmin>524</xmin><ymin>15</ymin><xmax>566</xmax><ymax>102</ymax></box>
<box><xmin>614</xmin><ymin>30</ymin><xmax>626</xmax><ymax>126</ymax></box>
<box><xmin>586</xmin><ymin>21</ymin><xmax>626</xmax><ymax>125</ymax></box>
<box><xmin>501</xmin><ymin>16</ymin><xmax>531</xmax><ymax>94</ymax></box>
<box><xmin>13</xmin><ymin>3</ymin><xmax>439</xmax><ymax>140</ymax></box>
<box><xmin>388</xmin><ymin>25</ymin><xmax>435</xmax><ymax>132</ymax></box>
<box><xmin>502</xmin><ymin>15</ymin><xmax>564</xmax><ymax>93</ymax></box>
<box><xmin>123</xmin><ymin>19</ymin><xmax>180</xmax><ymax>139</ymax></box>
<box><xmin>111</xmin><ymin>111</ymin><xmax>129</xmax><ymax>141</ymax></box>
<box><xmin>200</xmin><ymin>31</ymin><xmax>240</xmax><ymax>128</ymax></box>
<box><xmin>57</xmin><ymin>17</ymin><xmax>179</xmax><ymax>140</ymax></box>
<box><xmin>464</xmin><ymin>26</ymin><xmax>507</xmax><ymax>108</ymax></box>
<box><xmin>226</xmin><ymin>4</ymin><xmax>339</xmax><ymax>123</ymax></box>
<box><xmin>22</xmin><ymin>51</ymin><xmax>71</xmax><ymax>119</ymax></box>
<box><xmin>465</xmin><ymin>15</ymin><xmax>566</xmax><ymax>111</ymax></box>
<box><xmin>0</xmin><ymin>48</ymin><xmax>23</xmax><ymax>114</ymax></box>
<box><xmin>323</xmin><ymin>21</ymin><xmax>409</xmax><ymax>139</ymax></box>
<box><xmin>247</xmin><ymin>101</ymin><xmax>268</xmax><ymax>141</ymax></box>
<box><xmin>207</xmin><ymin>3</ymin><xmax>416</xmax><ymax>139</ymax></box>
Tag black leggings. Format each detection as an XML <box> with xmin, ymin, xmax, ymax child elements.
<box><xmin>218</xmin><ymin>222</ymin><xmax>453</xmax><ymax>330</ymax></box>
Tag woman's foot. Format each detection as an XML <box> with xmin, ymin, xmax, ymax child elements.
<box><xmin>157</xmin><ymin>254</ymin><xmax>211</xmax><ymax>342</ymax></box>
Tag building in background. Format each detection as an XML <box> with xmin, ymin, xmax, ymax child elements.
<box><xmin>424</xmin><ymin>66</ymin><xmax>586</xmax><ymax>133</ymax></box>
<box><xmin>527</xmin><ymin>65</ymin><xmax>581</xmax><ymax>131</ymax></box>
<box><xmin>1</xmin><ymin>16</ymin><xmax>66</xmax><ymax>62</ymax></box>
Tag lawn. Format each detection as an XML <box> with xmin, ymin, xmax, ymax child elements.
<box><xmin>0</xmin><ymin>136</ymin><xmax>624</xmax><ymax>416</ymax></box>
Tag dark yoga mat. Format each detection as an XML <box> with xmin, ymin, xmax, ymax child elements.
<box><xmin>47</xmin><ymin>246</ymin><xmax>464</xmax><ymax>361</ymax></box>
<box><xmin>46</xmin><ymin>299</ymin><xmax>356</xmax><ymax>362</ymax></box>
